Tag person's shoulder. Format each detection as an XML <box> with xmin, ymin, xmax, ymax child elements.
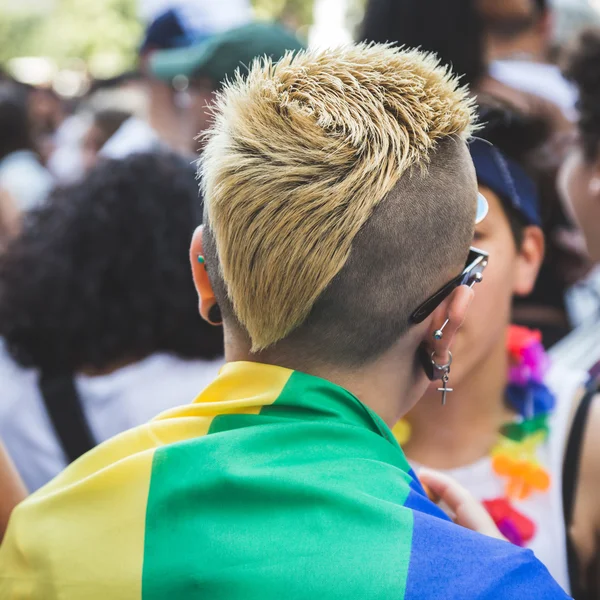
<box><xmin>405</xmin><ymin>512</ymin><xmax>570</xmax><ymax>599</ymax></box>
<box><xmin>545</xmin><ymin>359</ymin><xmax>589</xmax><ymax>394</ymax></box>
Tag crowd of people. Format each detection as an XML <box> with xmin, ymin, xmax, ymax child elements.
<box><xmin>0</xmin><ymin>0</ymin><xmax>600</xmax><ymax>598</ymax></box>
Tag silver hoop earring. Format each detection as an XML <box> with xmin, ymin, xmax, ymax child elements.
<box><xmin>430</xmin><ymin>351</ymin><xmax>453</xmax><ymax>406</ymax></box>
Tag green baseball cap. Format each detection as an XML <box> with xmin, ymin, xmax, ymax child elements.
<box><xmin>150</xmin><ymin>21</ymin><xmax>305</xmax><ymax>86</ymax></box>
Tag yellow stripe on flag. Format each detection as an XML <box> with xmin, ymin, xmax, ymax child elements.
<box><xmin>0</xmin><ymin>361</ymin><xmax>294</xmax><ymax>599</ymax></box>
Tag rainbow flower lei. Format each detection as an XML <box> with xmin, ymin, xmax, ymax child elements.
<box><xmin>393</xmin><ymin>325</ymin><xmax>555</xmax><ymax>548</ymax></box>
<box><xmin>483</xmin><ymin>325</ymin><xmax>555</xmax><ymax>546</ymax></box>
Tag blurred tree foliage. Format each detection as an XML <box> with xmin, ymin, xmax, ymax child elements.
<box><xmin>252</xmin><ymin>0</ymin><xmax>315</xmax><ymax>29</ymax></box>
<box><xmin>0</xmin><ymin>0</ymin><xmax>142</xmax><ymax>76</ymax></box>
<box><xmin>0</xmin><ymin>0</ymin><xmax>367</xmax><ymax>77</ymax></box>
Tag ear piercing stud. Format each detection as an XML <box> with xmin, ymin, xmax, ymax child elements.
<box><xmin>434</xmin><ymin>319</ymin><xmax>449</xmax><ymax>340</ymax></box>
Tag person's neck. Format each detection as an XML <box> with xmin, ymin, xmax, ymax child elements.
<box><xmin>404</xmin><ymin>334</ymin><xmax>514</xmax><ymax>470</ymax></box>
<box><xmin>487</xmin><ymin>34</ymin><xmax>547</xmax><ymax>63</ymax></box>
<box><xmin>225</xmin><ymin>330</ymin><xmax>426</xmax><ymax>429</ymax></box>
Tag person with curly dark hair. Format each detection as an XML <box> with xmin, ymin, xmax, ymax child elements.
<box><xmin>0</xmin><ymin>151</ymin><xmax>223</xmax><ymax>492</ymax></box>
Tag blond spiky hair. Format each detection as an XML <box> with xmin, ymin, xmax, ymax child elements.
<box><xmin>201</xmin><ymin>43</ymin><xmax>476</xmax><ymax>351</ymax></box>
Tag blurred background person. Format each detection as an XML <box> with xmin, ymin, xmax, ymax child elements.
<box><xmin>27</xmin><ymin>87</ymin><xmax>66</xmax><ymax>166</ymax></box>
<box><xmin>553</xmin><ymin>27</ymin><xmax>600</xmax><ymax>379</ymax></box>
<box><xmin>0</xmin><ymin>82</ymin><xmax>52</xmax><ymax>215</ymax></box>
<box><xmin>148</xmin><ymin>21</ymin><xmax>306</xmax><ymax>142</ymax></box>
<box><xmin>102</xmin><ymin>0</ymin><xmax>252</xmax><ymax>159</ymax></box>
<box><xmin>0</xmin><ymin>152</ymin><xmax>223</xmax><ymax>492</ymax></box>
<box><xmin>49</xmin><ymin>72</ymin><xmax>145</xmax><ymax>183</ymax></box>
<box><xmin>81</xmin><ymin>108</ymin><xmax>132</xmax><ymax>171</ymax></box>
<box><xmin>360</xmin><ymin>0</ymin><xmax>486</xmax><ymax>89</ymax></box>
<box><xmin>483</xmin><ymin>0</ymin><xmax>578</xmax><ymax>120</ymax></box>
<box><xmin>395</xmin><ymin>100</ymin><xmax>599</xmax><ymax>597</ymax></box>
<box><xmin>359</xmin><ymin>0</ymin><xmax>571</xmax><ymax>133</ymax></box>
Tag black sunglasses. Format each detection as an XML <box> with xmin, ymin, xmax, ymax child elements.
<box><xmin>409</xmin><ymin>247</ymin><xmax>489</xmax><ymax>324</ymax></box>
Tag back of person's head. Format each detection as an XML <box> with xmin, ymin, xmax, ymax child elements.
<box><xmin>359</xmin><ymin>0</ymin><xmax>486</xmax><ymax>87</ymax></box>
<box><xmin>563</xmin><ymin>28</ymin><xmax>600</xmax><ymax>161</ymax></box>
<box><xmin>201</xmin><ymin>44</ymin><xmax>477</xmax><ymax>367</ymax></box>
<box><xmin>0</xmin><ymin>82</ymin><xmax>32</xmax><ymax>161</ymax></box>
<box><xmin>0</xmin><ymin>151</ymin><xmax>223</xmax><ymax>374</ymax></box>
<box><xmin>478</xmin><ymin>0</ymin><xmax>548</xmax><ymax>40</ymax></box>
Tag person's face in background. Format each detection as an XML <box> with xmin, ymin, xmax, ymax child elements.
<box><xmin>188</xmin><ymin>76</ymin><xmax>217</xmax><ymax>148</ymax></box>
<box><xmin>28</xmin><ymin>88</ymin><xmax>64</xmax><ymax>136</ymax></box>
<box><xmin>436</xmin><ymin>185</ymin><xmax>544</xmax><ymax>388</ymax></box>
<box><xmin>559</xmin><ymin>142</ymin><xmax>600</xmax><ymax>263</ymax></box>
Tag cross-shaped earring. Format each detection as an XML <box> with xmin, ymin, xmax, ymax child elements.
<box><xmin>430</xmin><ymin>351</ymin><xmax>453</xmax><ymax>406</ymax></box>
<box><xmin>437</xmin><ymin>372</ymin><xmax>453</xmax><ymax>406</ymax></box>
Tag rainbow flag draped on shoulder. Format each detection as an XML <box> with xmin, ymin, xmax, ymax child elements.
<box><xmin>0</xmin><ymin>362</ymin><xmax>567</xmax><ymax>599</ymax></box>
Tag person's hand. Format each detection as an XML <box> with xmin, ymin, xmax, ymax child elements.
<box><xmin>419</xmin><ymin>468</ymin><xmax>506</xmax><ymax>541</ymax></box>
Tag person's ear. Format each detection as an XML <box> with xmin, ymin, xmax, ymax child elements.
<box><xmin>513</xmin><ymin>225</ymin><xmax>545</xmax><ymax>297</ymax></box>
<box><xmin>426</xmin><ymin>285</ymin><xmax>475</xmax><ymax>367</ymax></box>
<box><xmin>190</xmin><ymin>226</ymin><xmax>222</xmax><ymax>326</ymax></box>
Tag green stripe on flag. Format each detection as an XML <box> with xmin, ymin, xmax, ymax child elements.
<box><xmin>141</xmin><ymin>372</ymin><xmax>414</xmax><ymax>599</ymax></box>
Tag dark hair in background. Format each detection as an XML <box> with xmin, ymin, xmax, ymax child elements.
<box><xmin>0</xmin><ymin>82</ymin><xmax>33</xmax><ymax>161</ymax></box>
<box><xmin>359</xmin><ymin>0</ymin><xmax>486</xmax><ymax>87</ymax></box>
<box><xmin>0</xmin><ymin>152</ymin><xmax>223</xmax><ymax>374</ymax></box>
<box><xmin>475</xmin><ymin>99</ymin><xmax>550</xmax><ymax>246</ymax></box>
<box><xmin>563</xmin><ymin>27</ymin><xmax>600</xmax><ymax>161</ymax></box>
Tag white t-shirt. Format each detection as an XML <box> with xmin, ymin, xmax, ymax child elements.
<box><xmin>0</xmin><ymin>150</ymin><xmax>53</xmax><ymax>211</ymax></box>
<box><xmin>0</xmin><ymin>341</ymin><xmax>223</xmax><ymax>492</ymax></box>
<box><xmin>99</xmin><ymin>117</ymin><xmax>164</xmax><ymax>160</ymax></box>
<box><xmin>489</xmin><ymin>60</ymin><xmax>578</xmax><ymax>121</ymax></box>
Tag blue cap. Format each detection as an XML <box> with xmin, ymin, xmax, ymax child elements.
<box><xmin>469</xmin><ymin>137</ymin><xmax>541</xmax><ymax>227</ymax></box>
<box><xmin>140</xmin><ymin>9</ymin><xmax>208</xmax><ymax>53</ymax></box>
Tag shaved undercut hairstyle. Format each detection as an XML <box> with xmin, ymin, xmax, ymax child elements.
<box><xmin>200</xmin><ymin>44</ymin><xmax>477</xmax><ymax>365</ymax></box>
